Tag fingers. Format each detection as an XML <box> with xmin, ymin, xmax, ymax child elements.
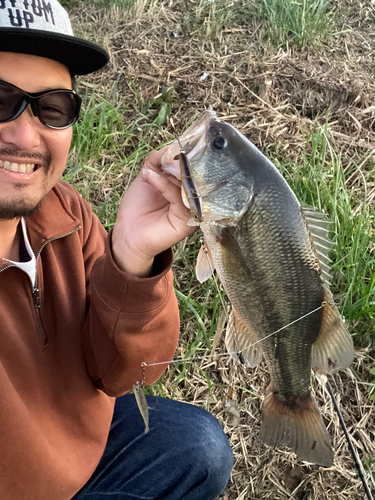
<box><xmin>143</xmin><ymin>147</ymin><xmax>181</xmax><ymax>187</ymax></box>
<box><xmin>143</xmin><ymin>146</ymin><xmax>169</xmax><ymax>173</ymax></box>
<box><xmin>141</xmin><ymin>168</ymin><xmax>190</xmax><ymax>218</ymax></box>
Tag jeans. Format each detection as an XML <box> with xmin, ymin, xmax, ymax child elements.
<box><xmin>72</xmin><ymin>394</ymin><xmax>233</xmax><ymax>500</ymax></box>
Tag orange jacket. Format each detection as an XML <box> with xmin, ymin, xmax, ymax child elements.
<box><xmin>0</xmin><ymin>182</ymin><xmax>180</xmax><ymax>500</ymax></box>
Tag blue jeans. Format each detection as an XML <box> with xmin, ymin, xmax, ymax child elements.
<box><xmin>72</xmin><ymin>394</ymin><xmax>233</xmax><ymax>499</ymax></box>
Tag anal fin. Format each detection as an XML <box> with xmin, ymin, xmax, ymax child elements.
<box><xmin>225</xmin><ymin>309</ymin><xmax>262</xmax><ymax>368</ymax></box>
<box><xmin>311</xmin><ymin>289</ymin><xmax>354</xmax><ymax>374</ymax></box>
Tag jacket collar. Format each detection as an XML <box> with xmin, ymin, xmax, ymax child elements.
<box><xmin>0</xmin><ymin>184</ymin><xmax>80</xmax><ymax>271</ymax></box>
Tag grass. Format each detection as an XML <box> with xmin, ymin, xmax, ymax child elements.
<box><xmin>65</xmin><ymin>81</ymin><xmax>173</xmax><ymax>228</ymax></box>
<box><xmin>271</xmin><ymin>124</ymin><xmax>375</xmax><ymax>343</ymax></box>
<box><xmin>253</xmin><ymin>0</ymin><xmax>336</xmax><ymax>48</ymax></box>
<box><xmin>193</xmin><ymin>0</ymin><xmax>236</xmax><ymax>40</ymax></box>
<box><xmin>61</xmin><ymin>0</ymin><xmax>138</xmax><ymax>10</ymax></box>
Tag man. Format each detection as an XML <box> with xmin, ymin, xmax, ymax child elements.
<box><xmin>0</xmin><ymin>0</ymin><xmax>233</xmax><ymax>499</ymax></box>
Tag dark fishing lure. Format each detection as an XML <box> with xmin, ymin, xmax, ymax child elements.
<box><xmin>176</xmin><ymin>137</ymin><xmax>203</xmax><ymax>223</ymax></box>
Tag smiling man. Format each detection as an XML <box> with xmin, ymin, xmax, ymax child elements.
<box><xmin>0</xmin><ymin>1</ymin><xmax>232</xmax><ymax>499</ymax></box>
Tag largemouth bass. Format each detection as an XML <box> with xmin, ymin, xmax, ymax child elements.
<box><xmin>161</xmin><ymin>110</ymin><xmax>354</xmax><ymax>466</ymax></box>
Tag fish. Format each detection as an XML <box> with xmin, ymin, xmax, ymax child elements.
<box><xmin>133</xmin><ymin>382</ymin><xmax>149</xmax><ymax>433</ymax></box>
<box><xmin>161</xmin><ymin>110</ymin><xmax>354</xmax><ymax>466</ymax></box>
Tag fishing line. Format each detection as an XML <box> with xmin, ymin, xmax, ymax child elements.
<box><xmin>141</xmin><ymin>302</ymin><xmax>327</xmax><ymax>369</ymax></box>
<box><xmin>139</xmin><ymin>282</ymin><xmax>373</xmax><ymax>496</ymax></box>
<box><xmin>326</xmin><ymin>380</ymin><xmax>374</xmax><ymax>500</ymax></box>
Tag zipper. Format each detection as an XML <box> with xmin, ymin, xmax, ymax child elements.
<box><xmin>31</xmin><ymin>225</ymin><xmax>81</xmax><ymax>345</ymax></box>
<box><xmin>32</xmin><ymin>287</ymin><xmax>48</xmax><ymax>344</ymax></box>
<box><xmin>0</xmin><ymin>263</ymin><xmax>14</xmax><ymax>274</ymax></box>
<box><xmin>1</xmin><ymin>225</ymin><xmax>81</xmax><ymax>346</ymax></box>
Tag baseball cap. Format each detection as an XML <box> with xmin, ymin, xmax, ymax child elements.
<box><xmin>0</xmin><ymin>0</ymin><xmax>109</xmax><ymax>75</ymax></box>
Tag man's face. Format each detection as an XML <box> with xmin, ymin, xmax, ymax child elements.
<box><xmin>0</xmin><ymin>52</ymin><xmax>73</xmax><ymax>220</ymax></box>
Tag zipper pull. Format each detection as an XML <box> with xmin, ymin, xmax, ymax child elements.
<box><xmin>33</xmin><ymin>288</ymin><xmax>41</xmax><ymax>308</ymax></box>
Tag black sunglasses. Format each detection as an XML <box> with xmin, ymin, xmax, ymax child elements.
<box><xmin>0</xmin><ymin>79</ymin><xmax>82</xmax><ymax>130</ymax></box>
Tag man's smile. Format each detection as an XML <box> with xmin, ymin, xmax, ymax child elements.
<box><xmin>0</xmin><ymin>159</ymin><xmax>37</xmax><ymax>173</ymax></box>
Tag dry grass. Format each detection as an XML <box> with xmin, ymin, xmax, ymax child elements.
<box><xmin>68</xmin><ymin>1</ymin><xmax>375</xmax><ymax>498</ymax></box>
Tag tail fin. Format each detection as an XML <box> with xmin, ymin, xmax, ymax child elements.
<box><xmin>259</xmin><ymin>392</ymin><xmax>333</xmax><ymax>467</ymax></box>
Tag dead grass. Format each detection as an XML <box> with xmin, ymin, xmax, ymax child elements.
<box><xmin>68</xmin><ymin>1</ymin><xmax>375</xmax><ymax>498</ymax></box>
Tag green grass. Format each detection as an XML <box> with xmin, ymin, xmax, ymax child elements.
<box><xmin>272</xmin><ymin>125</ymin><xmax>374</xmax><ymax>342</ymax></box>
<box><xmin>64</xmin><ymin>82</ymin><xmax>173</xmax><ymax>229</ymax></box>
<box><xmin>254</xmin><ymin>0</ymin><xmax>336</xmax><ymax>48</ymax></box>
<box><xmin>184</xmin><ymin>0</ymin><xmax>339</xmax><ymax>49</ymax></box>
<box><xmin>192</xmin><ymin>0</ymin><xmax>235</xmax><ymax>40</ymax></box>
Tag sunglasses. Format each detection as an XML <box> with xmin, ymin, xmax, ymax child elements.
<box><xmin>0</xmin><ymin>79</ymin><xmax>82</xmax><ymax>130</ymax></box>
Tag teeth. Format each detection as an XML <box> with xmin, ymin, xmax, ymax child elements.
<box><xmin>0</xmin><ymin>159</ymin><xmax>35</xmax><ymax>173</ymax></box>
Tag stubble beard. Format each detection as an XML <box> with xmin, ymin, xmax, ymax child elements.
<box><xmin>0</xmin><ymin>198</ymin><xmax>41</xmax><ymax>220</ymax></box>
<box><xmin>0</xmin><ymin>149</ymin><xmax>52</xmax><ymax>220</ymax></box>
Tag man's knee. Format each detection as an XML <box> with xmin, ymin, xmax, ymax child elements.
<box><xmin>189</xmin><ymin>407</ymin><xmax>233</xmax><ymax>476</ymax></box>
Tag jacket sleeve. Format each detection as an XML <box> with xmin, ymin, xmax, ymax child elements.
<box><xmin>61</xmin><ymin>183</ymin><xmax>181</xmax><ymax>397</ymax></box>
<box><xmin>82</xmin><ymin>233</ymin><xmax>180</xmax><ymax>397</ymax></box>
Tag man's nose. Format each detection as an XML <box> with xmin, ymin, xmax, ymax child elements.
<box><xmin>0</xmin><ymin>105</ymin><xmax>41</xmax><ymax>151</ymax></box>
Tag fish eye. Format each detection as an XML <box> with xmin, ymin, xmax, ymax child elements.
<box><xmin>212</xmin><ymin>136</ymin><xmax>227</xmax><ymax>150</ymax></box>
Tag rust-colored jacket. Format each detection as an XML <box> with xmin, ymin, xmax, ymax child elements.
<box><xmin>0</xmin><ymin>182</ymin><xmax>180</xmax><ymax>500</ymax></box>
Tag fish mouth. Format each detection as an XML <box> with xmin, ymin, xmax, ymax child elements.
<box><xmin>161</xmin><ymin>109</ymin><xmax>218</xmax><ymax>179</ymax></box>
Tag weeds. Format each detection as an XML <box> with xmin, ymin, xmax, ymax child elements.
<box><xmin>272</xmin><ymin>125</ymin><xmax>374</xmax><ymax>343</ymax></box>
<box><xmin>255</xmin><ymin>0</ymin><xmax>335</xmax><ymax>48</ymax></box>
<box><xmin>193</xmin><ymin>0</ymin><xmax>235</xmax><ymax>40</ymax></box>
<box><xmin>65</xmin><ymin>82</ymin><xmax>162</xmax><ymax>227</ymax></box>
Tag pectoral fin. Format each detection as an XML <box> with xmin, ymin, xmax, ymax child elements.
<box><xmin>187</xmin><ymin>218</ymin><xmax>200</xmax><ymax>227</ymax></box>
<box><xmin>225</xmin><ymin>309</ymin><xmax>263</xmax><ymax>368</ymax></box>
<box><xmin>196</xmin><ymin>244</ymin><xmax>215</xmax><ymax>283</ymax></box>
<box><xmin>311</xmin><ymin>289</ymin><xmax>354</xmax><ymax>374</ymax></box>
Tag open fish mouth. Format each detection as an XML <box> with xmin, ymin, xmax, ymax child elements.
<box><xmin>161</xmin><ymin>109</ymin><xmax>218</xmax><ymax>179</ymax></box>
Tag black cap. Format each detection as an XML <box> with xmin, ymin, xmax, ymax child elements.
<box><xmin>0</xmin><ymin>0</ymin><xmax>109</xmax><ymax>75</ymax></box>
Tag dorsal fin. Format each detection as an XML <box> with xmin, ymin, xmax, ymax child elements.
<box><xmin>301</xmin><ymin>206</ymin><xmax>333</xmax><ymax>284</ymax></box>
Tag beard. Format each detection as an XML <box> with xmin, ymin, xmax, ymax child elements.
<box><xmin>0</xmin><ymin>148</ymin><xmax>51</xmax><ymax>220</ymax></box>
<box><xmin>0</xmin><ymin>199</ymin><xmax>41</xmax><ymax>220</ymax></box>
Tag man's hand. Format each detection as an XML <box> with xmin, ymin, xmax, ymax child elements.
<box><xmin>111</xmin><ymin>147</ymin><xmax>196</xmax><ymax>277</ymax></box>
